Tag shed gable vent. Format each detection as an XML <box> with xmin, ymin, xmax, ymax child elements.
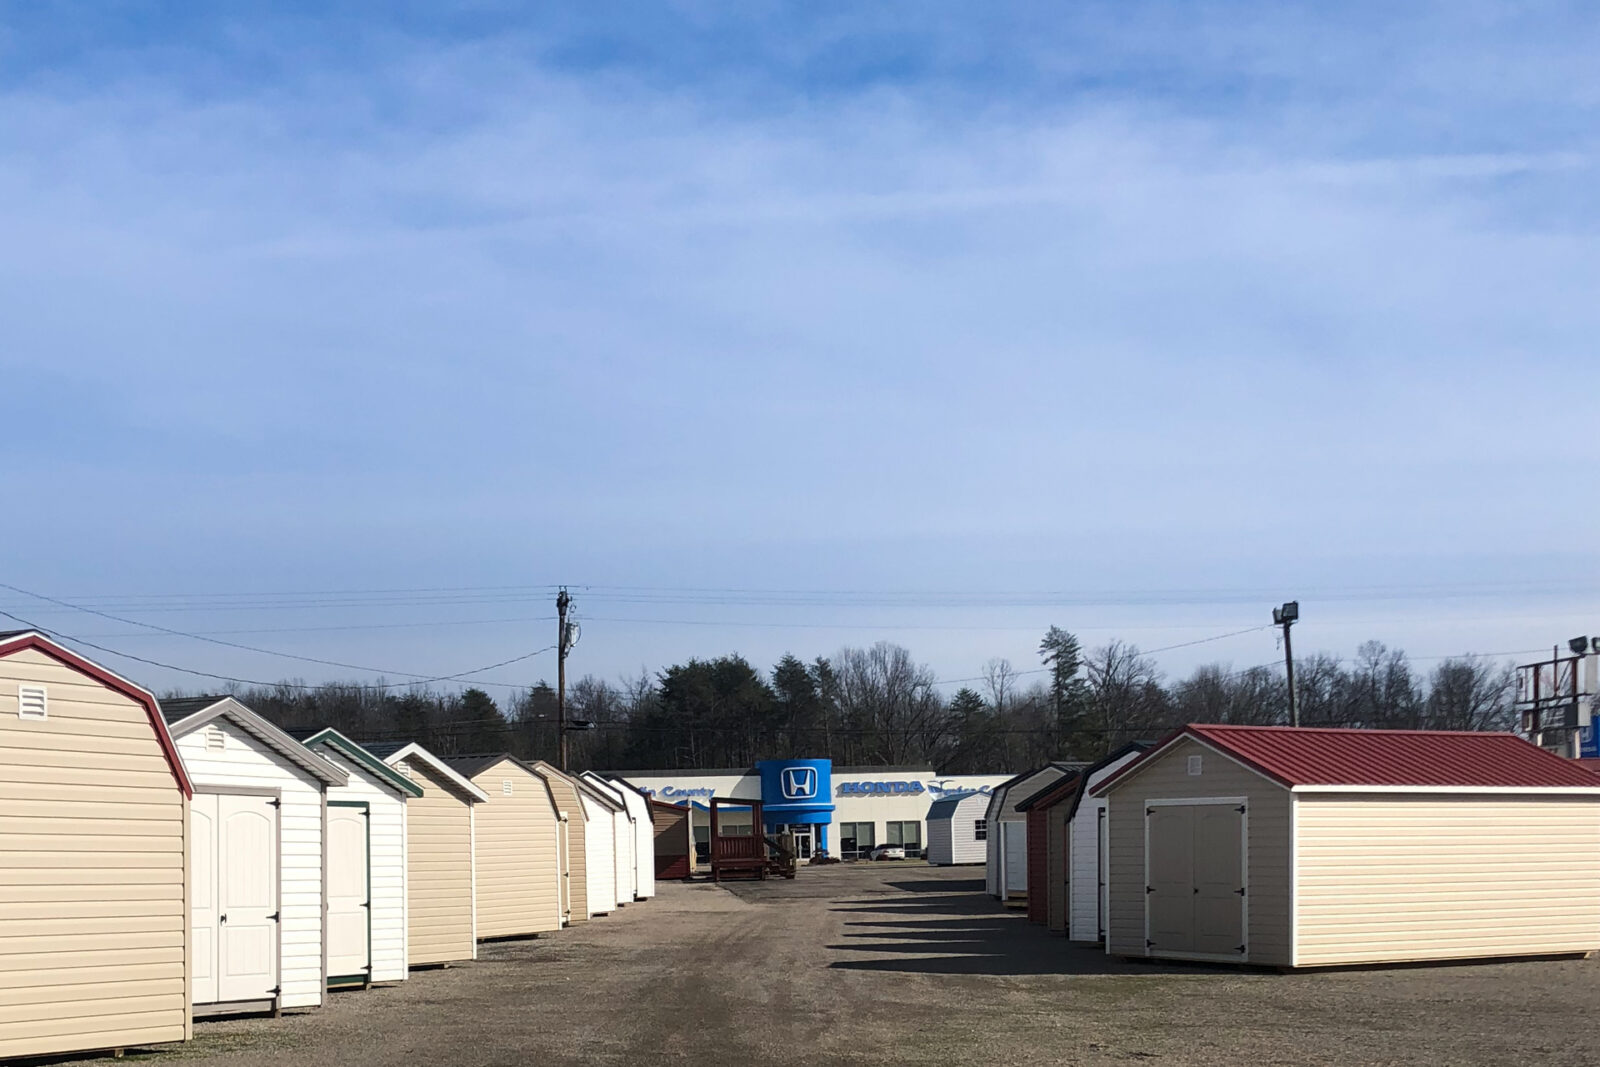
<box><xmin>17</xmin><ymin>685</ymin><xmax>47</xmax><ymax>720</ymax></box>
<box><xmin>205</xmin><ymin>725</ymin><xmax>227</xmax><ymax>751</ymax></box>
<box><xmin>502</xmin><ymin>779</ymin><xmax>514</xmax><ymax>796</ymax></box>
<box><xmin>1186</xmin><ymin>755</ymin><xmax>1203</xmax><ymax>776</ymax></box>
<box><xmin>395</xmin><ymin>761</ymin><xmax>412</xmax><ymax>780</ymax></box>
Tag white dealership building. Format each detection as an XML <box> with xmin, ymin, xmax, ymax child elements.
<box><xmin>612</xmin><ymin>760</ymin><xmax>1012</xmax><ymax>861</ymax></box>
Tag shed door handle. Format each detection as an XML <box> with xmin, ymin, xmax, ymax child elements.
<box><xmin>220</xmin><ymin>914</ymin><xmax>228</xmax><ymax>923</ymax></box>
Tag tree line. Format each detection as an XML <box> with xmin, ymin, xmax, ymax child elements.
<box><xmin>172</xmin><ymin>628</ymin><xmax>1519</xmax><ymax>774</ymax></box>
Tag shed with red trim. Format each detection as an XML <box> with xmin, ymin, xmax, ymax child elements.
<box><xmin>1092</xmin><ymin>724</ymin><xmax>1600</xmax><ymax>968</ymax></box>
<box><xmin>0</xmin><ymin>631</ymin><xmax>194</xmax><ymax>1060</ymax></box>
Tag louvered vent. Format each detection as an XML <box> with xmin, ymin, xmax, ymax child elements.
<box><xmin>502</xmin><ymin>779</ymin><xmax>514</xmax><ymax>796</ymax></box>
<box><xmin>395</xmin><ymin>761</ymin><xmax>412</xmax><ymax>779</ymax></box>
<box><xmin>1187</xmin><ymin>755</ymin><xmax>1203</xmax><ymax>776</ymax></box>
<box><xmin>17</xmin><ymin>685</ymin><xmax>47</xmax><ymax>720</ymax></box>
<box><xmin>205</xmin><ymin>725</ymin><xmax>226</xmax><ymax>751</ymax></box>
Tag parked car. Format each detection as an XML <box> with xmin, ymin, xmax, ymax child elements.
<box><xmin>866</xmin><ymin>844</ymin><xmax>906</xmax><ymax>861</ymax></box>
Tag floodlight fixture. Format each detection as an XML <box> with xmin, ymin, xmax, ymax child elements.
<box><xmin>1280</xmin><ymin>601</ymin><xmax>1299</xmax><ymax>623</ymax></box>
<box><xmin>1572</xmin><ymin>636</ymin><xmax>1594</xmax><ymax>655</ymax></box>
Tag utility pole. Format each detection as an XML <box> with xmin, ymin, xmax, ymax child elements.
<box><xmin>557</xmin><ymin>587</ymin><xmax>571</xmax><ymax>771</ymax></box>
<box><xmin>1273</xmin><ymin>601</ymin><xmax>1300</xmax><ymax>727</ymax></box>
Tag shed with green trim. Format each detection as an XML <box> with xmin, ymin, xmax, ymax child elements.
<box><xmin>295</xmin><ymin>728</ymin><xmax>423</xmax><ymax>987</ymax></box>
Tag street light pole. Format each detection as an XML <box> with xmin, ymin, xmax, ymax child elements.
<box><xmin>1273</xmin><ymin>601</ymin><xmax>1300</xmax><ymax>727</ymax></box>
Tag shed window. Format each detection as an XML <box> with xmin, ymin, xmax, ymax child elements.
<box><xmin>17</xmin><ymin>685</ymin><xmax>47</xmax><ymax>720</ymax></box>
<box><xmin>1186</xmin><ymin>755</ymin><xmax>1203</xmax><ymax>776</ymax></box>
<box><xmin>974</xmin><ymin>819</ymin><xmax>988</xmax><ymax>841</ymax></box>
<box><xmin>502</xmin><ymin>779</ymin><xmax>514</xmax><ymax>796</ymax></box>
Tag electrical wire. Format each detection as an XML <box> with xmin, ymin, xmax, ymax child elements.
<box><xmin>0</xmin><ymin>606</ymin><xmax>554</xmax><ymax>693</ymax></box>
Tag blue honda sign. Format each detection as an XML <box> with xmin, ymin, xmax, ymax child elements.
<box><xmin>755</xmin><ymin>759</ymin><xmax>834</xmax><ymax>827</ymax></box>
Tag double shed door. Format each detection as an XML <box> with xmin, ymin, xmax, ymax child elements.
<box><xmin>1145</xmin><ymin>801</ymin><xmax>1246</xmax><ymax>960</ymax></box>
<box><xmin>191</xmin><ymin>793</ymin><xmax>280</xmax><ymax>1005</ymax></box>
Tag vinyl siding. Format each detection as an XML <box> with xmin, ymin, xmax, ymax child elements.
<box><xmin>610</xmin><ymin>805</ymin><xmax>636</xmax><ymax>906</ymax></box>
<box><xmin>617</xmin><ymin>788</ymin><xmax>655</xmax><ymax>898</ymax></box>
<box><xmin>0</xmin><ymin>648</ymin><xmax>190</xmax><ymax>1059</ymax></box>
<box><xmin>1046</xmin><ymin>803</ymin><xmax>1068</xmax><ymax>931</ymax></box>
<box><xmin>467</xmin><ymin>762</ymin><xmax>562</xmax><ymax>938</ymax></box>
<box><xmin>1067</xmin><ymin>800</ymin><xmax>1106</xmax><ymax>941</ymax></box>
<box><xmin>175</xmin><ymin>721</ymin><xmax>327</xmax><ymax>1009</ymax></box>
<box><xmin>315</xmin><ymin>748</ymin><xmax>409</xmax><ymax>983</ymax></box>
<box><xmin>1026</xmin><ymin>806</ymin><xmax>1050</xmax><ymax>922</ymax></box>
<box><xmin>531</xmin><ymin>765</ymin><xmax>587</xmax><ymax>923</ymax></box>
<box><xmin>982</xmin><ymin>787</ymin><xmax>1008</xmax><ymax>895</ymax></box>
<box><xmin>397</xmin><ymin>762</ymin><xmax>475</xmax><ymax>966</ymax></box>
<box><xmin>580</xmin><ymin>792</ymin><xmax>618</xmax><ymax>915</ymax></box>
<box><xmin>1295</xmin><ymin>793</ymin><xmax>1600</xmax><ymax>967</ymax></box>
<box><xmin>1070</xmin><ymin>751</ymin><xmax>1144</xmax><ymax>942</ymax></box>
<box><xmin>1105</xmin><ymin>737</ymin><xmax>1292</xmax><ymax>966</ymax></box>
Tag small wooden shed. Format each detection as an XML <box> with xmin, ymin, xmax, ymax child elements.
<box><xmin>590</xmin><ymin>773</ymin><xmax>655</xmax><ymax>900</ymax></box>
<box><xmin>0</xmin><ymin>631</ymin><xmax>194</xmax><ymax>1060</ymax></box>
<box><xmin>1095</xmin><ymin>725</ymin><xmax>1600</xmax><ymax>967</ymax></box>
<box><xmin>163</xmin><ymin>697</ymin><xmax>348</xmax><ymax>1014</ymax></box>
<box><xmin>443</xmin><ymin>755</ymin><xmax>564</xmax><ymax>939</ymax></box>
<box><xmin>296</xmin><ymin>728</ymin><xmax>423</xmax><ymax>987</ymax></box>
<box><xmin>1065</xmin><ymin>743</ymin><xmax>1150</xmax><ymax>942</ymax></box>
<box><xmin>364</xmin><ymin>741</ymin><xmax>487</xmax><ymax>967</ymax></box>
<box><xmin>574</xmin><ymin>777</ymin><xmax>622</xmax><ymax>915</ymax></box>
<box><xmin>984</xmin><ymin>763</ymin><xmax>1078</xmax><ymax>901</ymax></box>
<box><xmin>1017</xmin><ymin>771</ymin><xmax>1083</xmax><ymax>926</ymax></box>
<box><xmin>526</xmin><ymin>760</ymin><xmax>588</xmax><ymax>924</ymax></box>
<box><xmin>926</xmin><ymin>790</ymin><xmax>990</xmax><ymax>866</ymax></box>
<box><xmin>581</xmin><ymin>772</ymin><xmax>638</xmax><ymax>908</ymax></box>
<box><xmin>612</xmin><ymin>778</ymin><xmax>657</xmax><ymax>899</ymax></box>
<box><xmin>650</xmin><ymin>800</ymin><xmax>693</xmax><ymax>880</ymax></box>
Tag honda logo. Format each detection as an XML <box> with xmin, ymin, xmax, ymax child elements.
<box><xmin>781</xmin><ymin>766</ymin><xmax>817</xmax><ymax>800</ymax></box>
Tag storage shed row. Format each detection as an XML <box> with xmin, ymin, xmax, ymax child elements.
<box><xmin>0</xmin><ymin>632</ymin><xmax>659</xmax><ymax>1061</ymax></box>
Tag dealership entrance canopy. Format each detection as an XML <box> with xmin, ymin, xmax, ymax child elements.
<box><xmin>611</xmin><ymin>761</ymin><xmax>1012</xmax><ymax>860</ymax></box>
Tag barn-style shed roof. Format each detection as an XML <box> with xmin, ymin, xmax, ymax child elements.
<box><xmin>0</xmin><ymin>629</ymin><xmax>193</xmax><ymax>795</ymax></box>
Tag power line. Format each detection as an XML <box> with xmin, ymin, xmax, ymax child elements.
<box><xmin>0</xmin><ymin>581</ymin><xmax>480</xmax><ymax>681</ymax></box>
<box><xmin>0</xmin><ymin>607</ymin><xmax>554</xmax><ymax>692</ymax></box>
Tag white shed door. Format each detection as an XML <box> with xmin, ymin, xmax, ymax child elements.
<box><xmin>218</xmin><ymin>794</ymin><xmax>280</xmax><ymax>1003</ymax></box>
<box><xmin>1003</xmin><ymin>821</ymin><xmax>1027</xmax><ymax>894</ymax></box>
<box><xmin>327</xmin><ymin>803</ymin><xmax>371</xmax><ymax>983</ymax></box>
<box><xmin>190</xmin><ymin>794</ymin><xmax>219</xmax><ymax>1005</ymax></box>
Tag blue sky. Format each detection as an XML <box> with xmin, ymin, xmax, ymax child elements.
<box><xmin>1</xmin><ymin>3</ymin><xmax>1596</xmax><ymax>696</ymax></box>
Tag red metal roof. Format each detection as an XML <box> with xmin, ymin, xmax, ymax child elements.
<box><xmin>0</xmin><ymin>631</ymin><xmax>193</xmax><ymax>797</ymax></box>
<box><xmin>1096</xmin><ymin>724</ymin><xmax>1600</xmax><ymax>793</ymax></box>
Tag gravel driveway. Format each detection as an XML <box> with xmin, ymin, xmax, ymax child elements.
<box><xmin>96</xmin><ymin>863</ymin><xmax>1600</xmax><ymax>1066</ymax></box>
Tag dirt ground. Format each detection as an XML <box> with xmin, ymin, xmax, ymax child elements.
<box><xmin>91</xmin><ymin>863</ymin><xmax>1600</xmax><ymax>1066</ymax></box>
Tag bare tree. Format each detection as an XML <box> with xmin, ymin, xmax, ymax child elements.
<box><xmin>1084</xmin><ymin>641</ymin><xmax>1170</xmax><ymax>756</ymax></box>
<box><xmin>1425</xmin><ymin>657</ymin><xmax>1516</xmax><ymax>731</ymax></box>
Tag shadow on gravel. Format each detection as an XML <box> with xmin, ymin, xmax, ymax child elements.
<box><xmin>828</xmin><ymin>870</ymin><xmax>1233</xmax><ymax>977</ymax></box>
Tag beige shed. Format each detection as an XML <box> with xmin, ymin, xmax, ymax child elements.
<box><xmin>1094</xmin><ymin>724</ymin><xmax>1600</xmax><ymax>968</ymax></box>
<box><xmin>442</xmin><ymin>754</ymin><xmax>564</xmax><ymax>938</ymax></box>
<box><xmin>364</xmin><ymin>741</ymin><xmax>488</xmax><ymax>967</ymax></box>
<box><xmin>526</xmin><ymin>760</ymin><xmax>589</xmax><ymax>924</ymax></box>
<box><xmin>0</xmin><ymin>631</ymin><xmax>194</xmax><ymax>1060</ymax></box>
